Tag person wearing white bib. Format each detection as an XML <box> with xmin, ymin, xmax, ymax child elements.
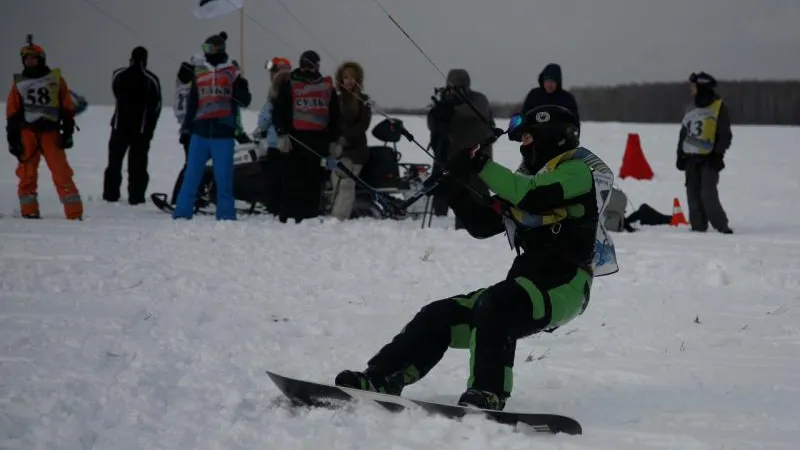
<box><xmin>676</xmin><ymin>72</ymin><xmax>733</xmax><ymax>234</ymax></box>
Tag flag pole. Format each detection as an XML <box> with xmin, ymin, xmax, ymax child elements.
<box><xmin>239</xmin><ymin>6</ymin><xmax>245</xmax><ymax>72</ymax></box>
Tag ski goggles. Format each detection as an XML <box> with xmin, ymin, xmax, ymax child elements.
<box><xmin>507</xmin><ymin>113</ymin><xmax>525</xmax><ymax>142</ymax></box>
<box><xmin>201</xmin><ymin>42</ymin><xmax>224</xmax><ymax>55</ymax></box>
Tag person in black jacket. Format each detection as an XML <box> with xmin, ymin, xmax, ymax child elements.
<box><xmin>103</xmin><ymin>46</ymin><xmax>162</xmax><ymax>204</ymax></box>
<box><xmin>271</xmin><ymin>50</ymin><xmax>340</xmax><ymax>223</ymax></box>
<box><xmin>520</xmin><ymin>63</ymin><xmax>579</xmax><ymax>125</ymax></box>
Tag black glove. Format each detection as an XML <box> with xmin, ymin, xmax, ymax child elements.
<box><xmin>707</xmin><ymin>153</ymin><xmax>725</xmax><ymax>171</ymax></box>
<box><xmin>235</xmin><ymin>133</ymin><xmax>252</xmax><ymax>144</ymax></box>
<box><xmin>8</xmin><ymin>143</ymin><xmax>22</xmax><ymax>160</ymax></box>
<box><xmin>59</xmin><ymin>134</ymin><xmax>74</xmax><ymax>149</ymax></box>
<box><xmin>60</xmin><ymin>119</ymin><xmax>74</xmax><ymax>149</ymax></box>
<box><xmin>445</xmin><ymin>146</ymin><xmax>490</xmax><ymax>177</ymax></box>
<box><xmin>676</xmin><ymin>155</ymin><xmax>687</xmax><ymax>171</ymax></box>
<box><xmin>6</xmin><ymin>122</ymin><xmax>22</xmax><ymax>160</ymax></box>
<box><xmin>179</xmin><ymin>133</ymin><xmax>191</xmax><ymax>147</ymax></box>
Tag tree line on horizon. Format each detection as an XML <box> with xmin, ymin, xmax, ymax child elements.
<box><xmin>384</xmin><ymin>80</ymin><xmax>800</xmax><ymax>125</ymax></box>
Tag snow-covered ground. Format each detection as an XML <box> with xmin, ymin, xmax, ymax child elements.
<box><xmin>1</xmin><ymin>104</ymin><xmax>799</xmax><ymax>450</ymax></box>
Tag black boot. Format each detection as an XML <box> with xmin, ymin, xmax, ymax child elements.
<box><xmin>335</xmin><ymin>368</ymin><xmax>405</xmax><ymax>396</ymax></box>
<box><xmin>457</xmin><ymin>389</ymin><xmax>507</xmax><ymax>411</ymax></box>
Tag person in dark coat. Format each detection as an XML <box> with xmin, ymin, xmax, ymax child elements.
<box><xmin>103</xmin><ymin>46</ymin><xmax>162</xmax><ymax>204</ymax></box>
<box><xmin>520</xmin><ymin>63</ymin><xmax>579</xmax><ymax>124</ymax></box>
<box><xmin>676</xmin><ymin>71</ymin><xmax>733</xmax><ymax>234</ymax></box>
<box><xmin>271</xmin><ymin>50</ymin><xmax>341</xmax><ymax>223</ymax></box>
<box><xmin>426</xmin><ymin>68</ymin><xmax>494</xmax><ymax>228</ymax></box>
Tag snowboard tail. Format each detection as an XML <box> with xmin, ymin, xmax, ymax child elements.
<box><xmin>266</xmin><ymin>370</ymin><xmax>582</xmax><ymax>435</ymax></box>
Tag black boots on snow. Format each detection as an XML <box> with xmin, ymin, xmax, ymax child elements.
<box><xmin>336</xmin><ymin>369</ymin><xmax>508</xmax><ymax>411</ymax></box>
<box><xmin>334</xmin><ymin>369</ymin><xmax>405</xmax><ymax>396</ymax></box>
<box><xmin>457</xmin><ymin>389</ymin><xmax>507</xmax><ymax>410</ymax></box>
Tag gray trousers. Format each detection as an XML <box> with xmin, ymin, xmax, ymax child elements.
<box><xmin>685</xmin><ymin>161</ymin><xmax>729</xmax><ymax>231</ymax></box>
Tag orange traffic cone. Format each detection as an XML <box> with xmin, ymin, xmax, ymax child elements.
<box><xmin>670</xmin><ymin>197</ymin><xmax>689</xmax><ymax>227</ymax></box>
<box><xmin>619</xmin><ymin>133</ymin><xmax>654</xmax><ymax>180</ymax></box>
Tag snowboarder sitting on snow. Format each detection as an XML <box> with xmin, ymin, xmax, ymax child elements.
<box><xmin>335</xmin><ymin>105</ymin><xmax>618</xmax><ymax>411</ymax></box>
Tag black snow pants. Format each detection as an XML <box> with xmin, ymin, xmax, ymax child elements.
<box><xmin>364</xmin><ymin>279</ymin><xmax>553</xmax><ymax>399</ymax></box>
<box><xmin>260</xmin><ymin>147</ymin><xmax>284</xmax><ymax>215</ymax></box>
<box><xmin>278</xmin><ymin>141</ymin><xmax>325</xmax><ymax>223</ymax></box>
<box><xmin>103</xmin><ymin>129</ymin><xmax>152</xmax><ymax>204</ymax></box>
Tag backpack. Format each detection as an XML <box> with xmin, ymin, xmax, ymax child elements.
<box><xmin>603</xmin><ymin>187</ymin><xmax>627</xmax><ymax>232</ymax></box>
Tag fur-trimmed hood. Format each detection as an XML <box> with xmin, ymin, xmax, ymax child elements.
<box><xmin>335</xmin><ymin>61</ymin><xmax>365</xmax><ymax>91</ymax></box>
<box><xmin>268</xmin><ymin>70</ymin><xmax>291</xmax><ymax>101</ymax></box>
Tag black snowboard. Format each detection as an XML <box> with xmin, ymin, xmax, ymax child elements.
<box><xmin>266</xmin><ymin>370</ymin><xmax>582</xmax><ymax>435</ymax></box>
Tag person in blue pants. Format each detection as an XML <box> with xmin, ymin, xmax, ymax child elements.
<box><xmin>173</xmin><ymin>31</ymin><xmax>252</xmax><ymax>220</ymax></box>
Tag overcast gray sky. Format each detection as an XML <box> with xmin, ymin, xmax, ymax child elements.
<box><xmin>2</xmin><ymin>0</ymin><xmax>799</xmax><ymax>110</ymax></box>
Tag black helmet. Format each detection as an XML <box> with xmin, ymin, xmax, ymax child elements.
<box><xmin>522</xmin><ymin>105</ymin><xmax>579</xmax><ymax>150</ymax></box>
<box><xmin>512</xmin><ymin>105</ymin><xmax>579</xmax><ymax>172</ymax></box>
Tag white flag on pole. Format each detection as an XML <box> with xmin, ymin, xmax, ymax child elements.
<box><xmin>194</xmin><ymin>0</ymin><xmax>244</xmax><ymax>20</ymax></box>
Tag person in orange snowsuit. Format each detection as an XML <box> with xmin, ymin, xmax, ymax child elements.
<box><xmin>6</xmin><ymin>36</ymin><xmax>82</xmax><ymax>220</ymax></box>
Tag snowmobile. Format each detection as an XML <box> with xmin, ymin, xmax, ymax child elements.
<box><xmin>151</xmin><ymin>118</ymin><xmax>434</xmax><ymax>220</ymax></box>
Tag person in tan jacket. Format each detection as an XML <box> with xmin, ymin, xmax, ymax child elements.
<box><xmin>330</xmin><ymin>61</ymin><xmax>372</xmax><ymax>220</ymax></box>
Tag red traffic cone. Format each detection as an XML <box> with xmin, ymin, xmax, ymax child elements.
<box><xmin>670</xmin><ymin>197</ymin><xmax>689</xmax><ymax>227</ymax></box>
<box><xmin>619</xmin><ymin>133</ymin><xmax>654</xmax><ymax>180</ymax></box>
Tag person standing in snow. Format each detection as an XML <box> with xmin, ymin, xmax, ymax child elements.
<box><xmin>170</xmin><ymin>58</ymin><xmax>199</xmax><ymax>205</ymax></box>
<box><xmin>329</xmin><ymin>60</ymin><xmax>372</xmax><ymax>220</ymax></box>
<box><xmin>520</xmin><ymin>63</ymin><xmax>579</xmax><ymax>124</ymax></box>
<box><xmin>335</xmin><ymin>105</ymin><xmax>618</xmax><ymax>411</ymax></box>
<box><xmin>427</xmin><ymin>68</ymin><xmax>493</xmax><ymax>228</ymax></box>
<box><xmin>271</xmin><ymin>50</ymin><xmax>341</xmax><ymax>223</ymax></box>
<box><xmin>103</xmin><ymin>46</ymin><xmax>162</xmax><ymax>205</ymax></box>
<box><xmin>6</xmin><ymin>35</ymin><xmax>83</xmax><ymax>220</ymax></box>
<box><xmin>676</xmin><ymin>72</ymin><xmax>733</xmax><ymax>234</ymax></box>
<box><xmin>172</xmin><ymin>32</ymin><xmax>252</xmax><ymax>221</ymax></box>
<box><xmin>255</xmin><ymin>56</ymin><xmax>292</xmax><ymax>215</ymax></box>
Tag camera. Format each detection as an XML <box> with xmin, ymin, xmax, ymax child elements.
<box><xmin>430</xmin><ymin>86</ymin><xmax>452</xmax><ymax>105</ymax></box>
